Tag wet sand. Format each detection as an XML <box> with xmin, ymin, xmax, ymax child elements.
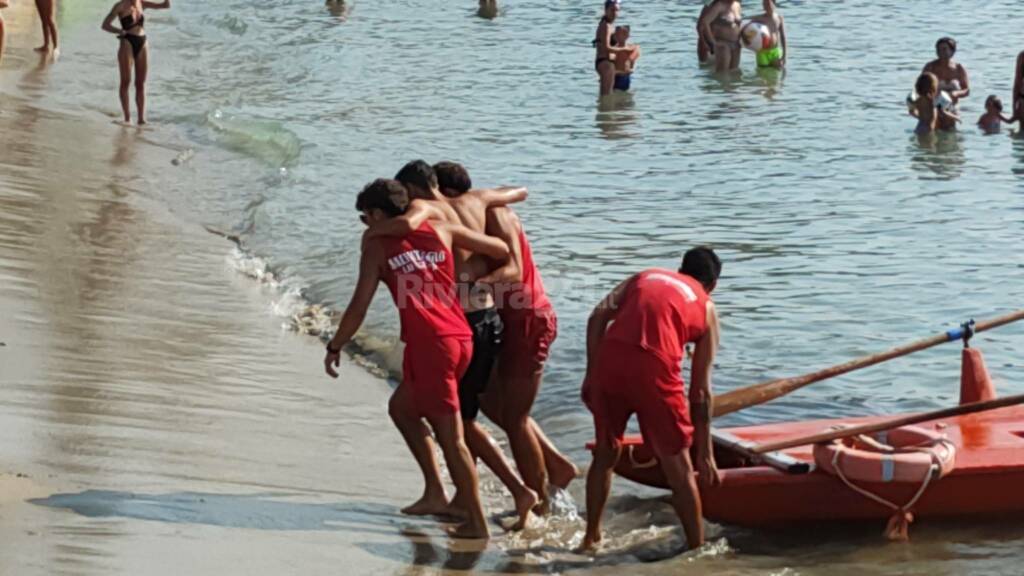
<box><xmin>0</xmin><ymin>17</ymin><xmax>515</xmax><ymax>574</ymax></box>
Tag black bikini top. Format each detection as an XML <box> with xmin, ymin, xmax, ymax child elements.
<box><xmin>120</xmin><ymin>11</ymin><xmax>144</xmax><ymax>32</ymax></box>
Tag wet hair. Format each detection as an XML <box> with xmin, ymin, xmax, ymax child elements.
<box><xmin>936</xmin><ymin>37</ymin><xmax>956</xmax><ymax>55</ymax></box>
<box><xmin>433</xmin><ymin>161</ymin><xmax>473</xmax><ymax>197</ymax></box>
<box><xmin>985</xmin><ymin>95</ymin><xmax>1003</xmax><ymax>112</ymax></box>
<box><xmin>394</xmin><ymin>160</ymin><xmax>438</xmax><ymax>196</ymax></box>
<box><xmin>915</xmin><ymin>72</ymin><xmax>938</xmax><ymax>97</ymax></box>
<box><xmin>679</xmin><ymin>246</ymin><xmax>722</xmax><ymax>291</ymax></box>
<box><xmin>612</xmin><ymin>25</ymin><xmax>630</xmax><ymax>45</ymax></box>
<box><xmin>355</xmin><ymin>178</ymin><xmax>410</xmax><ymax>217</ymax></box>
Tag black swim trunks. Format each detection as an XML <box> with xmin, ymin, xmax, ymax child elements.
<box><xmin>460</xmin><ymin>307</ymin><xmax>503</xmax><ymax>421</ymax></box>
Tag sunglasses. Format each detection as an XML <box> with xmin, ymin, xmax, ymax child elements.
<box><xmin>360</xmin><ymin>214</ymin><xmax>369</xmax><ymax>225</ymax></box>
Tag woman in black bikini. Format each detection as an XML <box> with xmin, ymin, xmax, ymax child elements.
<box><xmin>102</xmin><ymin>0</ymin><xmax>171</xmax><ymax>124</ymax></box>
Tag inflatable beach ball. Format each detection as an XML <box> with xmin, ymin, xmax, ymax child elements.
<box><xmin>740</xmin><ymin>21</ymin><xmax>774</xmax><ymax>52</ymax></box>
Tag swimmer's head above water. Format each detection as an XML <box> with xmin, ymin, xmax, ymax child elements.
<box><xmin>935</xmin><ymin>37</ymin><xmax>956</xmax><ymax>60</ymax></box>
<box><xmin>612</xmin><ymin>25</ymin><xmax>630</xmax><ymax>45</ymax></box>
<box><xmin>915</xmin><ymin>72</ymin><xmax>939</xmax><ymax>99</ymax></box>
<box><xmin>985</xmin><ymin>95</ymin><xmax>1003</xmax><ymax>114</ymax></box>
<box><xmin>604</xmin><ymin>0</ymin><xmax>619</xmax><ymax>21</ymax></box>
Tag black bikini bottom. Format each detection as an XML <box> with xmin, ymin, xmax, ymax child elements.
<box><xmin>121</xmin><ymin>34</ymin><xmax>147</xmax><ymax>58</ymax></box>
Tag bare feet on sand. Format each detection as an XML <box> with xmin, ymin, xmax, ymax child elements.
<box><xmin>510</xmin><ymin>487</ymin><xmax>539</xmax><ymax>531</ymax></box>
<box><xmin>577</xmin><ymin>533</ymin><xmax>601</xmax><ymax>554</ymax></box>
<box><xmin>401</xmin><ymin>494</ymin><xmax>451</xmax><ymax>517</ymax></box>
<box><xmin>34</xmin><ymin>45</ymin><xmax>49</xmax><ymax>53</ymax></box>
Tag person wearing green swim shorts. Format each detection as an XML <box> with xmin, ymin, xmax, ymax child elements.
<box><xmin>749</xmin><ymin>0</ymin><xmax>786</xmax><ymax>69</ymax></box>
<box><xmin>756</xmin><ymin>46</ymin><xmax>783</xmax><ymax>68</ymax></box>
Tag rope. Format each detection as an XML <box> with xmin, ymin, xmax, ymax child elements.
<box><xmin>829</xmin><ymin>438</ymin><xmax>954</xmax><ymax>541</ymax></box>
<box><xmin>627</xmin><ymin>445</ymin><xmax>659</xmax><ymax>470</ymax></box>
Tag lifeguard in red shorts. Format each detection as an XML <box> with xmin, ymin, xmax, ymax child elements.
<box><xmin>323</xmin><ymin>178</ymin><xmax>510</xmax><ymax>540</ymax></box>
<box><xmin>580</xmin><ymin>246</ymin><xmax>723</xmax><ymax>552</ymax></box>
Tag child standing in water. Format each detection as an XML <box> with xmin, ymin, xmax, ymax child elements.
<box><xmin>611</xmin><ymin>26</ymin><xmax>639</xmax><ymax>92</ymax></box>
<box><xmin>910</xmin><ymin>72</ymin><xmax>960</xmax><ymax>134</ymax></box>
<box><xmin>749</xmin><ymin>0</ymin><xmax>786</xmax><ymax>69</ymax></box>
<box><xmin>977</xmin><ymin>95</ymin><xmax>1012</xmax><ymax>134</ymax></box>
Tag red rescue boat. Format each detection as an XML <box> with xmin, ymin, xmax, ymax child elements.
<box><xmin>592</xmin><ymin>348</ymin><xmax>1024</xmax><ymax>531</ymax></box>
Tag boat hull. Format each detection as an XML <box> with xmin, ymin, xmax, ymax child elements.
<box><xmin>604</xmin><ymin>406</ymin><xmax>1024</xmax><ymax>527</ymax></box>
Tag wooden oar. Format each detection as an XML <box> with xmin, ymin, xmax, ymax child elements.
<box><xmin>713</xmin><ymin>309</ymin><xmax>1024</xmax><ymax>418</ymax></box>
<box><xmin>751</xmin><ymin>393</ymin><xmax>1024</xmax><ymax>454</ymax></box>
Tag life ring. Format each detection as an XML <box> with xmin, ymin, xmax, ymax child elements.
<box><xmin>814</xmin><ymin>425</ymin><xmax>956</xmax><ymax>484</ymax></box>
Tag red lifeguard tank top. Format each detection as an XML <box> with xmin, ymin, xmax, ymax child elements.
<box><xmin>506</xmin><ymin>227</ymin><xmax>551</xmax><ymax>313</ymax></box>
<box><xmin>605</xmin><ymin>268</ymin><xmax>710</xmax><ymax>368</ymax></box>
<box><xmin>379</xmin><ymin>222</ymin><xmax>472</xmax><ymax>343</ymax></box>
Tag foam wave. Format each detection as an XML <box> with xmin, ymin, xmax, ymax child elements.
<box><xmin>206</xmin><ymin>109</ymin><xmax>302</xmax><ymax>167</ymax></box>
<box><xmin>226</xmin><ymin>245</ymin><xmax>401</xmax><ymax>379</ymax></box>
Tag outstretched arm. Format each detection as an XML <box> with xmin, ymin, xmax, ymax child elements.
<box><xmin>689</xmin><ymin>301</ymin><xmax>721</xmax><ymax>489</ymax></box>
<box><xmin>473</xmin><ymin>186</ymin><xmax>528</xmax><ymax>208</ymax></box>
<box><xmin>101</xmin><ymin>5</ymin><xmax>122</xmax><ymax>35</ymax></box>
<box><xmin>477</xmin><ymin>208</ymin><xmax>523</xmax><ymax>285</ymax></box>
<box><xmin>939</xmin><ymin>107</ymin><xmax>962</xmax><ymax>124</ymax></box>
<box><xmin>142</xmin><ymin>0</ymin><xmax>171</xmax><ymax>9</ymax></box>
<box><xmin>325</xmin><ymin>244</ymin><xmax>381</xmax><ymax>377</ymax></box>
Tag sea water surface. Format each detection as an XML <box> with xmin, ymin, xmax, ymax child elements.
<box><xmin>5</xmin><ymin>0</ymin><xmax>1024</xmax><ymax>573</ymax></box>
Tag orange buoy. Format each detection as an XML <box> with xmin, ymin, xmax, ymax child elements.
<box><xmin>960</xmin><ymin>347</ymin><xmax>996</xmax><ymax>405</ymax></box>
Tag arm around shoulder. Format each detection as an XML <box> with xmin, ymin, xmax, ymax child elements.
<box><xmin>142</xmin><ymin>0</ymin><xmax>171</xmax><ymax>9</ymax></box>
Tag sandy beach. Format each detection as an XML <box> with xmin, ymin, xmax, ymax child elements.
<box><xmin>0</xmin><ymin>11</ymin><xmax>520</xmax><ymax>574</ymax></box>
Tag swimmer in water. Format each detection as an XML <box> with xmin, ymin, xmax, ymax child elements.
<box><xmin>594</xmin><ymin>0</ymin><xmax>634</xmax><ymax>97</ymax></box>
<box><xmin>910</xmin><ymin>72</ymin><xmax>960</xmax><ymax>135</ymax></box>
<box><xmin>748</xmin><ymin>0</ymin><xmax>786</xmax><ymax>69</ymax></box>
<box><xmin>977</xmin><ymin>95</ymin><xmax>1011</xmax><ymax>134</ymax></box>
<box><xmin>478</xmin><ymin>0</ymin><xmax>498</xmax><ymax>19</ymax></box>
<box><xmin>34</xmin><ymin>0</ymin><xmax>59</xmax><ymax>55</ymax></box>
<box><xmin>922</xmin><ymin>37</ymin><xmax>970</xmax><ymax>130</ymax></box>
<box><xmin>698</xmin><ymin>0</ymin><xmax>742</xmax><ymax>72</ymax></box>
<box><xmin>696</xmin><ymin>2</ymin><xmax>713</xmax><ymax>65</ymax></box>
<box><xmin>102</xmin><ymin>0</ymin><xmax>172</xmax><ymax>125</ymax></box>
<box><xmin>611</xmin><ymin>26</ymin><xmax>639</xmax><ymax>92</ymax></box>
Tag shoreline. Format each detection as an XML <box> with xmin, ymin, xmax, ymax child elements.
<box><xmin>0</xmin><ymin>14</ymin><xmax>589</xmax><ymax>574</ymax></box>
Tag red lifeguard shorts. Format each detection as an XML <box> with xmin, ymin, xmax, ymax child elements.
<box><xmin>499</xmin><ymin>306</ymin><xmax>557</xmax><ymax>382</ymax></box>
<box><xmin>587</xmin><ymin>340</ymin><xmax>694</xmax><ymax>457</ymax></box>
<box><xmin>402</xmin><ymin>336</ymin><xmax>472</xmax><ymax>417</ymax></box>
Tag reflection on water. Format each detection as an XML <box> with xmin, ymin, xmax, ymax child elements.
<box><xmin>909</xmin><ymin>131</ymin><xmax>966</xmax><ymax>180</ymax></box>
<box><xmin>595</xmin><ymin>92</ymin><xmax>638</xmax><ymax>140</ymax></box>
